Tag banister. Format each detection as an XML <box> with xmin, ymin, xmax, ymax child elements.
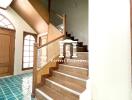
<box><xmin>38</xmin><ymin>35</ymin><xmax>64</xmax><ymax>49</ymax></box>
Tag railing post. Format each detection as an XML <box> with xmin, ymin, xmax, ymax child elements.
<box><xmin>32</xmin><ymin>43</ymin><xmax>38</xmax><ymax>97</ymax></box>
<box><xmin>63</xmin><ymin>14</ymin><xmax>66</xmax><ymax>37</ymax></box>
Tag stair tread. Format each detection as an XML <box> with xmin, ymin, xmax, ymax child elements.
<box><xmin>60</xmin><ymin>64</ymin><xmax>88</xmax><ymax>70</ymax></box>
<box><xmin>65</xmin><ymin>59</ymin><xmax>88</xmax><ymax>68</ymax></box>
<box><xmin>44</xmin><ymin>78</ymin><xmax>80</xmax><ymax>100</ymax></box>
<box><xmin>58</xmin><ymin>64</ymin><xmax>88</xmax><ymax>80</ymax></box>
<box><xmin>39</xmin><ymin>85</ymin><xmax>67</xmax><ymax>100</ymax></box>
<box><xmin>49</xmin><ymin>76</ymin><xmax>85</xmax><ymax>93</ymax></box>
<box><xmin>53</xmin><ymin>71</ymin><xmax>87</xmax><ymax>82</ymax></box>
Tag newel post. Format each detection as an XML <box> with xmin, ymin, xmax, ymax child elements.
<box><xmin>32</xmin><ymin>43</ymin><xmax>38</xmax><ymax>97</ymax></box>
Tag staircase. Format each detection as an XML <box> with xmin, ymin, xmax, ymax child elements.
<box><xmin>35</xmin><ymin>34</ymin><xmax>88</xmax><ymax>100</ymax></box>
<box><xmin>65</xmin><ymin>33</ymin><xmax>88</xmax><ymax>52</ymax></box>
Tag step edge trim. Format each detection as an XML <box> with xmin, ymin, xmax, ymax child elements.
<box><xmin>36</xmin><ymin>88</ymin><xmax>53</xmax><ymax>100</ymax></box>
<box><xmin>59</xmin><ymin>64</ymin><xmax>88</xmax><ymax>70</ymax></box>
<box><xmin>45</xmin><ymin>78</ymin><xmax>81</xmax><ymax>96</ymax></box>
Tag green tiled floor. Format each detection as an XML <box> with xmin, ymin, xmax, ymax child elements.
<box><xmin>0</xmin><ymin>73</ymin><xmax>35</xmax><ymax>100</ymax></box>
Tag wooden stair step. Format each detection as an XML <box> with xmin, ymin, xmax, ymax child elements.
<box><xmin>73</xmin><ymin>52</ymin><xmax>88</xmax><ymax>60</ymax></box>
<box><xmin>44</xmin><ymin>78</ymin><xmax>80</xmax><ymax>100</ymax></box>
<box><xmin>65</xmin><ymin>59</ymin><xmax>88</xmax><ymax>69</ymax></box>
<box><xmin>58</xmin><ymin>64</ymin><xmax>88</xmax><ymax>79</ymax></box>
<box><xmin>82</xmin><ymin>45</ymin><xmax>88</xmax><ymax>51</ymax></box>
<box><xmin>52</xmin><ymin>71</ymin><xmax>86</xmax><ymax>84</ymax></box>
<box><xmin>77</xmin><ymin>46</ymin><xmax>87</xmax><ymax>52</ymax></box>
<box><xmin>36</xmin><ymin>85</ymin><xmax>65</xmax><ymax>100</ymax></box>
<box><xmin>77</xmin><ymin>42</ymin><xmax>83</xmax><ymax>47</ymax></box>
<box><xmin>66</xmin><ymin>33</ymin><xmax>71</xmax><ymax>37</ymax></box>
<box><xmin>36</xmin><ymin>88</ymin><xmax>53</xmax><ymax>100</ymax></box>
<box><xmin>74</xmin><ymin>39</ymin><xmax>79</xmax><ymax>41</ymax></box>
<box><xmin>70</xmin><ymin>36</ymin><xmax>74</xmax><ymax>40</ymax></box>
<box><xmin>49</xmin><ymin>75</ymin><xmax>86</xmax><ymax>93</ymax></box>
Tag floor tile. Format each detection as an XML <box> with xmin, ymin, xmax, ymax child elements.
<box><xmin>0</xmin><ymin>73</ymin><xmax>35</xmax><ymax>100</ymax></box>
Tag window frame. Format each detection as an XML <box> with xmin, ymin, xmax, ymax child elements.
<box><xmin>22</xmin><ymin>31</ymin><xmax>37</xmax><ymax>70</ymax></box>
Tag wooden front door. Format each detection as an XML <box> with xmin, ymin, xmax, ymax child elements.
<box><xmin>0</xmin><ymin>28</ymin><xmax>15</xmax><ymax>76</ymax></box>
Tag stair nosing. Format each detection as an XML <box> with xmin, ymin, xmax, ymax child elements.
<box><xmin>59</xmin><ymin>64</ymin><xmax>88</xmax><ymax>70</ymax></box>
<box><xmin>53</xmin><ymin>71</ymin><xmax>87</xmax><ymax>82</ymax></box>
<box><xmin>36</xmin><ymin>88</ymin><xmax>53</xmax><ymax>100</ymax></box>
<box><xmin>45</xmin><ymin>78</ymin><xmax>81</xmax><ymax>96</ymax></box>
<box><xmin>66</xmin><ymin>59</ymin><xmax>88</xmax><ymax>62</ymax></box>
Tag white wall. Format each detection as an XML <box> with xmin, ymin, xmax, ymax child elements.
<box><xmin>51</xmin><ymin>0</ymin><xmax>88</xmax><ymax>45</ymax></box>
<box><xmin>88</xmin><ymin>0</ymin><xmax>131</xmax><ymax>100</ymax></box>
<box><xmin>0</xmin><ymin>7</ymin><xmax>36</xmax><ymax>75</ymax></box>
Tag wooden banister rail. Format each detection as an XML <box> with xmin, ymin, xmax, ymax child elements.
<box><xmin>38</xmin><ymin>35</ymin><xmax>64</xmax><ymax>49</ymax></box>
<box><xmin>32</xmin><ymin>35</ymin><xmax>64</xmax><ymax>97</ymax></box>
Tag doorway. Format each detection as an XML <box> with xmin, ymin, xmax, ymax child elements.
<box><xmin>0</xmin><ymin>28</ymin><xmax>15</xmax><ymax>76</ymax></box>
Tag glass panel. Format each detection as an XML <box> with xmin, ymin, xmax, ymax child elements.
<box><xmin>25</xmin><ymin>35</ymin><xmax>30</xmax><ymax>40</ymax></box>
<box><xmin>29</xmin><ymin>63</ymin><xmax>33</xmax><ymax>67</ymax></box>
<box><xmin>24</xmin><ymin>40</ymin><xmax>30</xmax><ymax>45</ymax></box>
<box><xmin>30</xmin><ymin>40</ymin><xmax>35</xmax><ymax>46</ymax></box>
<box><xmin>7</xmin><ymin>25</ymin><xmax>14</xmax><ymax>29</ymax></box>
<box><xmin>24</xmin><ymin>46</ymin><xmax>30</xmax><ymax>51</ymax></box>
<box><xmin>30</xmin><ymin>46</ymin><xmax>34</xmax><ymax>51</ymax></box>
<box><xmin>0</xmin><ymin>15</ymin><xmax>4</xmax><ymax>20</ymax></box>
<box><xmin>23</xmin><ymin>57</ymin><xmax>29</xmax><ymax>62</ymax></box>
<box><xmin>29</xmin><ymin>57</ymin><xmax>33</xmax><ymax>62</ymax></box>
<box><xmin>0</xmin><ymin>15</ymin><xmax>14</xmax><ymax>30</ymax></box>
<box><xmin>0</xmin><ymin>22</ymin><xmax>5</xmax><ymax>27</ymax></box>
<box><xmin>30</xmin><ymin>36</ymin><xmax>35</xmax><ymax>41</ymax></box>
<box><xmin>23</xmin><ymin>63</ymin><xmax>29</xmax><ymax>68</ymax></box>
<box><xmin>24</xmin><ymin>51</ymin><xmax>30</xmax><ymax>57</ymax></box>
<box><xmin>30</xmin><ymin>52</ymin><xmax>33</xmax><ymax>56</ymax></box>
<box><xmin>2</xmin><ymin>18</ymin><xmax>10</xmax><ymax>25</ymax></box>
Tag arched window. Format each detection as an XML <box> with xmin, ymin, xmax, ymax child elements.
<box><xmin>22</xmin><ymin>32</ymin><xmax>36</xmax><ymax>70</ymax></box>
<box><xmin>0</xmin><ymin>14</ymin><xmax>15</xmax><ymax>29</ymax></box>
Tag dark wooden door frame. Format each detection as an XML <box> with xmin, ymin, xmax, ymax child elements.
<box><xmin>0</xmin><ymin>27</ymin><xmax>15</xmax><ymax>75</ymax></box>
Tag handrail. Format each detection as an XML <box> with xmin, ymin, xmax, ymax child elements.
<box><xmin>38</xmin><ymin>35</ymin><xmax>64</xmax><ymax>49</ymax></box>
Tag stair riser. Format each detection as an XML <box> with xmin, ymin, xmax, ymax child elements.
<box><xmin>77</xmin><ymin>42</ymin><xmax>83</xmax><ymax>47</ymax></box>
<box><xmin>73</xmin><ymin>54</ymin><xmax>88</xmax><ymax>60</ymax></box>
<box><xmin>73</xmin><ymin>52</ymin><xmax>88</xmax><ymax>60</ymax></box>
<box><xmin>58</xmin><ymin>65</ymin><xmax>88</xmax><ymax>79</ymax></box>
<box><xmin>77</xmin><ymin>48</ymin><xmax>87</xmax><ymax>52</ymax></box>
<box><xmin>36</xmin><ymin>91</ymin><xmax>48</xmax><ymax>100</ymax></box>
<box><xmin>52</xmin><ymin>71</ymin><xmax>86</xmax><ymax>88</ymax></box>
<box><xmin>50</xmin><ymin>76</ymin><xmax>86</xmax><ymax>93</ymax></box>
<box><xmin>45</xmin><ymin>79</ymin><xmax>79</xmax><ymax>100</ymax></box>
